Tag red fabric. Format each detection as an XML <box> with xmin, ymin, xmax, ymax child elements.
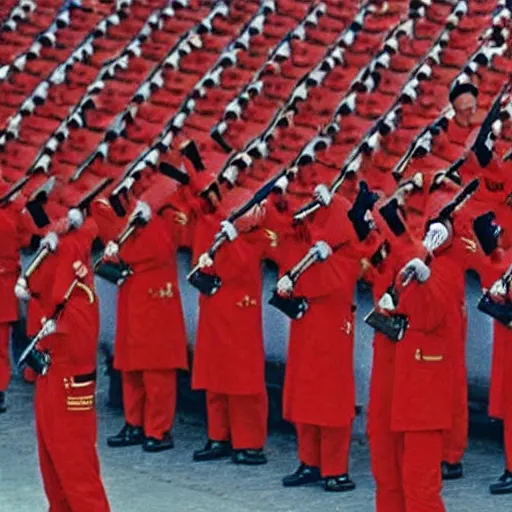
<box><xmin>31</xmin><ymin>221</ymin><xmax>109</xmax><ymax>511</ymax></box>
<box><xmin>0</xmin><ymin>323</ymin><xmax>10</xmax><ymax>391</ymax></box>
<box><xmin>401</xmin><ymin>431</ymin><xmax>445</xmax><ymax>512</ymax></box>
<box><xmin>0</xmin><ymin>205</ymin><xmax>26</xmax><ymax>322</ymax></box>
<box><xmin>478</xmin><ymin>251</ymin><xmax>512</xmax><ymax>430</ymax></box>
<box><xmin>441</xmin><ymin>300</ymin><xmax>468</xmax><ymax>465</ymax></box>
<box><xmin>28</xmin><ymin>219</ymin><xmax>99</xmax><ymax>371</ymax></box>
<box><xmin>391</xmin><ymin>255</ymin><xmax>456</xmax><ymax>432</ymax></box>
<box><xmin>206</xmin><ymin>391</ymin><xmax>268</xmax><ymax>449</ymax></box>
<box><xmin>370</xmin><ymin>427</ymin><xmax>445</xmax><ymax>512</ymax></box>
<box><xmin>506</xmin><ymin>418</ymin><xmax>512</xmax><ymax>472</ymax></box>
<box><xmin>35</xmin><ymin>373</ymin><xmax>110</xmax><ymax>512</ymax></box>
<box><xmin>114</xmin><ymin>216</ymin><xmax>188</xmax><ymax>372</ymax></box>
<box><xmin>284</xmin><ymin>249</ymin><xmax>359</xmax><ymax>427</ymax></box>
<box><xmin>296</xmin><ymin>423</ymin><xmax>352</xmax><ymax>477</ymax></box>
<box><xmin>122</xmin><ymin>370</ymin><xmax>177</xmax><ymax>440</ymax></box>
<box><xmin>193</xmin><ymin>214</ymin><xmax>272</xmax><ymax>395</ymax></box>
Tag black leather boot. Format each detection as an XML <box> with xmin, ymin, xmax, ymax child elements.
<box><xmin>441</xmin><ymin>461</ymin><xmax>463</xmax><ymax>480</ymax></box>
<box><xmin>490</xmin><ymin>470</ymin><xmax>512</xmax><ymax>495</ymax></box>
<box><xmin>0</xmin><ymin>392</ymin><xmax>6</xmax><ymax>414</ymax></box>
<box><xmin>282</xmin><ymin>463</ymin><xmax>322</xmax><ymax>487</ymax></box>
<box><xmin>193</xmin><ymin>440</ymin><xmax>231</xmax><ymax>462</ymax></box>
<box><xmin>107</xmin><ymin>423</ymin><xmax>144</xmax><ymax>447</ymax></box>
<box><xmin>143</xmin><ymin>432</ymin><xmax>174</xmax><ymax>453</ymax></box>
<box><xmin>324</xmin><ymin>474</ymin><xmax>356</xmax><ymax>492</ymax></box>
<box><xmin>232</xmin><ymin>448</ymin><xmax>268</xmax><ymax>465</ymax></box>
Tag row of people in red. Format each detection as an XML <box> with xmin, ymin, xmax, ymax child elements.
<box><xmin>0</xmin><ymin>88</ymin><xmax>511</xmax><ymax>512</ymax></box>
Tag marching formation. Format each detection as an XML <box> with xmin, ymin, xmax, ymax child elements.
<box><xmin>0</xmin><ymin>0</ymin><xmax>512</xmax><ymax>511</ymax></box>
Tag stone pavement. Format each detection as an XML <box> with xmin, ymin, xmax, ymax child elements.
<box><xmin>1</xmin><ymin>375</ymin><xmax>511</xmax><ymax>512</ymax></box>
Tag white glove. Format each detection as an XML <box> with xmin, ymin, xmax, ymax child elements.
<box><xmin>491</xmin><ymin>119</ymin><xmax>503</xmax><ymax>139</ymax></box>
<box><xmin>105</xmin><ymin>241</ymin><xmax>119</xmax><ymax>258</ymax></box>
<box><xmin>423</xmin><ymin>222</ymin><xmax>450</xmax><ymax>253</ymax></box>
<box><xmin>277</xmin><ymin>274</ymin><xmax>294</xmax><ymax>295</ymax></box>
<box><xmin>198</xmin><ymin>252</ymin><xmax>214</xmax><ymax>269</ymax></box>
<box><xmin>489</xmin><ymin>278</ymin><xmax>507</xmax><ymax>298</ymax></box>
<box><xmin>67</xmin><ymin>208</ymin><xmax>84</xmax><ymax>230</ymax></box>
<box><xmin>378</xmin><ymin>292</ymin><xmax>396</xmax><ymax>311</ymax></box>
<box><xmin>314</xmin><ymin>184</ymin><xmax>331</xmax><ymax>206</ymax></box>
<box><xmin>220</xmin><ymin>220</ymin><xmax>238</xmax><ymax>242</ymax></box>
<box><xmin>40</xmin><ymin>318</ymin><xmax>57</xmax><ymax>338</ymax></box>
<box><xmin>130</xmin><ymin>200</ymin><xmax>152</xmax><ymax>223</ymax></box>
<box><xmin>14</xmin><ymin>277</ymin><xmax>31</xmax><ymax>301</ymax></box>
<box><xmin>273</xmin><ymin>176</ymin><xmax>289</xmax><ymax>193</ymax></box>
<box><xmin>401</xmin><ymin>257</ymin><xmax>431</xmax><ymax>283</ymax></box>
<box><xmin>41</xmin><ymin>232</ymin><xmax>59</xmax><ymax>252</ymax></box>
<box><xmin>312</xmin><ymin>241</ymin><xmax>332</xmax><ymax>261</ymax></box>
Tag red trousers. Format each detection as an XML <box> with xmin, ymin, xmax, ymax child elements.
<box><xmin>206</xmin><ymin>391</ymin><xmax>268</xmax><ymax>449</ymax></box>
<box><xmin>35</xmin><ymin>371</ymin><xmax>110</xmax><ymax>512</ymax></box>
<box><xmin>442</xmin><ymin>363</ymin><xmax>468</xmax><ymax>464</ymax></box>
<box><xmin>370</xmin><ymin>429</ymin><xmax>445</xmax><ymax>512</ymax></box>
<box><xmin>122</xmin><ymin>369</ymin><xmax>177</xmax><ymax>440</ymax></box>
<box><xmin>0</xmin><ymin>323</ymin><xmax>11</xmax><ymax>391</ymax></box>
<box><xmin>297</xmin><ymin>423</ymin><xmax>352</xmax><ymax>477</ymax></box>
<box><xmin>506</xmin><ymin>418</ymin><xmax>512</xmax><ymax>471</ymax></box>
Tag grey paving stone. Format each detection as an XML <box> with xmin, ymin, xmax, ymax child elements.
<box><xmin>1</xmin><ymin>375</ymin><xmax>511</xmax><ymax>512</ymax></box>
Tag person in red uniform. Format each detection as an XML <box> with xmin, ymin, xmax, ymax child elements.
<box><xmin>476</xmin><ymin>223</ymin><xmax>512</xmax><ymax>494</ymax></box>
<box><xmin>97</xmin><ymin>194</ymin><xmax>188</xmax><ymax>453</ymax></box>
<box><xmin>274</xmin><ymin>187</ymin><xmax>364</xmax><ymax>492</ymax></box>
<box><xmin>365</xmin><ymin>198</ymin><xmax>424</xmax><ymax>512</ymax></box>
<box><xmin>0</xmin><ymin>196</ymin><xmax>22</xmax><ymax>413</ymax></box>
<box><xmin>191</xmin><ymin>187</ymin><xmax>271</xmax><ymax>465</ymax></box>
<box><xmin>368</xmin><ymin>215</ymin><xmax>459</xmax><ymax>512</ymax></box>
<box><xmin>14</xmin><ymin>209</ymin><xmax>110</xmax><ymax>512</ymax></box>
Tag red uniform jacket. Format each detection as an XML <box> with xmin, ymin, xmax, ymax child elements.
<box><xmin>478</xmin><ymin>251</ymin><xmax>512</xmax><ymax>421</ymax></box>
<box><xmin>28</xmin><ymin>219</ymin><xmax>99</xmax><ymax>376</ymax></box>
<box><xmin>391</xmin><ymin>254</ymin><xmax>457</xmax><ymax>432</ymax></box>
<box><xmin>366</xmin><ymin>237</ymin><xmax>418</xmax><ymax>435</ymax></box>
<box><xmin>284</xmin><ymin>248</ymin><xmax>359</xmax><ymax>427</ymax></box>
<box><xmin>114</xmin><ymin>215</ymin><xmax>188</xmax><ymax>372</ymax></box>
<box><xmin>0</xmin><ymin>207</ymin><xmax>21</xmax><ymax>323</ymax></box>
<box><xmin>192</xmin><ymin>213</ymin><xmax>271</xmax><ymax>395</ymax></box>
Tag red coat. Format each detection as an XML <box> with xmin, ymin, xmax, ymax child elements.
<box><xmin>479</xmin><ymin>251</ymin><xmax>512</xmax><ymax>421</ymax></box>
<box><xmin>283</xmin><ymin>249</ymin><xmax>360</xmax><ymax>427</ymax></box>
<box><xmin>391</xmin><ymin>254</ymin><xmax>457</xmax><ymax>431</ymax></box>
<box><xmin>29</xmin><ymin>219</ymin><xmax>100</xmax><ymax>375</ymax></box>
<box><xmin>192</xmin><ymin>213</ymin><xmax>271</xmax><ymax>395</ymax></box>
<box><xmin>366</xmin><ymin>237</ymin><xmax>419</xmax><ymax>435</ymax></box>
<box><xmin>113</xmin><ymin>216</ymin><xmax>188</xmax><ymax>372</ymax></box>
<box><xmin>0</xmin><ymin>208</ymin><xmax>20</xmax><ymax>324</ymax></box>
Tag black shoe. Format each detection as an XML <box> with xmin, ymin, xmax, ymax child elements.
<box><xmin>442</xmin><ymin>461</ymin><xmax>463</xmax><ymax>480</ymax></box>
<box><xmin>490</xmin><ymin>470</ymin><xmax>512</xmax><ymax>495</ymax></box>
<box><xmin>324</xmin><ymin>474</ymin><xmax>356</xmax><ymax>492</ymax></box>
<box><xmin>0</xmin><ymin>392</ymin><xmax>6</xmax><ymax>414</ymax></box>
<box><xmin>282</xmin><ymin>463</ymin><xmax>322</xmax><ymax>487</ymax></box>
<box><xmin>193</xmin><ymin>440</ymin><xmax>231</xmax><ymax>462</ymax></box>
<box><xmin>107</xmin><ymin>423</ymin><xmax>144</xmax><ymax>447</ymax></box>
<box><xmin>232</xmin><ymin>449</ymin><xmax>268</xmax><ymax>465</ymax></box>
<box><xmin>143</xmin><ymin>432</ymin><xmax>174</xmax><ymax>453</ymax></box>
